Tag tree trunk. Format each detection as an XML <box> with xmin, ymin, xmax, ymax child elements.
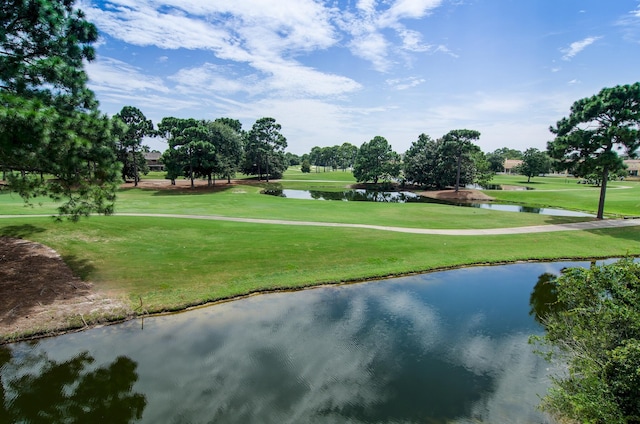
<box><xmin>133</xmin><ymin>145</ymin><xmax>138</xmax><ymax>187</ymax></box>
<box><xmin>455</xmin><ymin>153</ymin><xmax>462</xmax><ymax>192</ymax></box>
<box><xmin>596</xmin><ymin>166</ymin><xmax>608</xmax><ymax>220</ymax></box>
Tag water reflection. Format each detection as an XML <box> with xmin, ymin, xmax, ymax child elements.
<box><xmin>264</xmin><ymin>188</ymin><xmax>425</xmax><ymax>203</ymax></box>
<box><xmin>5</xmin><ymin>263</ymin><xmax>589</xmax><ymax>423</ymax></box>
<box><xmin>529</xmin><ymin>272</ymin><xmax>563</xmax><ymax>325</ymax></box>
<box><xmin>263</xmin><ymin>188</ymin><xmax>594</xmax><ymax>216</ymax></box>
<box><xmin>0</xmin><ymin>346</ymin><xmax>146</xmax><ymax>423</ymax></box>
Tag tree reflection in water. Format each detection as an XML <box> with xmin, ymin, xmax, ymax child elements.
<box><xmin>529</xmin><ymin>272</ymin><xmax>567</xmax><ymax>325</ymax></box>
<box><xmin>0</xmin><ymin>346</ymin><xmax>146</xmax><ymax>423</ymax></box>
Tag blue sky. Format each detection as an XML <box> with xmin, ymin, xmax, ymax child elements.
<box><xmin>80</xmin><ymin>0</ymin><xmax>640</xmax><ymax>155</ymax></box>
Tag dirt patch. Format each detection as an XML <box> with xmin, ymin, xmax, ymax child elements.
<box><xmin>0</xmin><ymin>237</ymin><xmax>130</xmax><ymax>343</ymax></box>
<box><xmin>418</xmin><ymin>189</ymin><xmax>495</xmax><ymax>202</ymax></box>
<box><xmin>123</xmin><ymin>178</ymin><xmax>265</xmax><ymax>192</ymax></box>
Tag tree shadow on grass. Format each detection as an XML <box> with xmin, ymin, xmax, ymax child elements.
<box><xmin>586</xmin><ymin>225</ymin><xmax>640</xmax><ymax>243</ymax></box>
<box><xmin>0</xmin><ymin>224</ymin><xmax>46</xmax><ymax>239</ymax></box>
<box><xmin>62</xmin><ymin>255</ymin><xmax>97</xmax><ymax>280</ymax></box>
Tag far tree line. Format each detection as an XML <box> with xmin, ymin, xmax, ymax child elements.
<box><xmin>114</xmin><ymin>106</ymin><xmax>631</xmax><ymax>197</ymax></box>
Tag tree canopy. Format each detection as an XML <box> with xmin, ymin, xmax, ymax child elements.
<box><xmin>242</xmin><ymin>117</ymin><xmax>287</xmax><ymax>181</ymax></box>
<box><xmin>113</xmin><ymin>106</ymin><xmax>154</xmax><ymax>186</ymax></box>
<box><xmin>0</xmin><ymin>0</ymin><xmax>120</xmax><ymax>219</ymax></box>
<box><xmin>513</xmin><ymin>148</ymin><xmax>552</xmax><ymax>183</ymax></box>
<box><xmin>353</xmin><ymin>136</ymin><xmax>400</xmax><ymax>184</ymax></box>
<box><xmin>441</xmin><ymin>129</ymin><xmax>481</xmax><ymax>192</ymax></box>
<box><xmin>532</xmin><ymin>258</ymin><xmax>640</xmax><ymax>423</ymax></box>
<box><xmin>548</xmin><ymin>83</ymin><xmax>640</xmax><ymax>219</ymax></box>
<box><xmin>404</xmin><ymin>131</ymin><xmax>489</xmax><ymax>189</ymax></box>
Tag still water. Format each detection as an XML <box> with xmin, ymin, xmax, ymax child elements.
<box><xmin>264</xmin><ymin>189</ymin><xmax>593</xmax><ymax>217</ymax></box>
<box><xmin>1</xmin><ymin>262</ymin><xmax>588</xmax><ymax>423</ymax></box>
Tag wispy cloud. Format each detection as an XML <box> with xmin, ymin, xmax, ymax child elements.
<box><xmin>386</xmin><ymin>76</ymin><xmax>426</xmax><ymax>90</ymax></box>
<box><xmin>616</xmin><ymin>4</ymin><xmax>640</xmax><ymax>42</ymax></box>
<box><xmin>561</xmin><ymin>36</ymin><xmax>602</xmax><ymax>60</ymax></box>
<box><xmin>86</xmin><ymin>57</ymin><xmax>170</xmax><ymax>94</ymax></box>
<box><xmin>337</xmin><ymin>0</ymin><xmax>445</xmax><ymax>71</ymax></box>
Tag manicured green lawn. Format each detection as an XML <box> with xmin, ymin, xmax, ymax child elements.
<box><xmin>488</xmin><ymin>174</ymin><xmax>640</xmax><ymax>217</ymax></box>
<box><xmin>2</xmin><ymin>169</ymin><xmax>640</xmax><ymax>339</ymax></box>
<box><xmin>1</xmin><ymin>216</ymin><xmax>639</xmax><ymax>315</ymax></box>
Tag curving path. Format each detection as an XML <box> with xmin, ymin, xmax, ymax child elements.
<box><xmin>117</xmin><ymin>213</ymin><xmax>640</xmax><ymax>236</ymax></box>
<box><xmin>2</xmin><ymin>213</ymin><xmax>639</xmax><ymax>235</ymax></box>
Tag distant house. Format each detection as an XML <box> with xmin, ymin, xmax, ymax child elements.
<box><xmin>503</xmin><ymin>159</ymin><xmax>522</xmax><ymax>174</ymax></box>
<box><xmin>144</xmin><ymin>152</ymin><xmax>164</xmax><ymax>171</ymax></box>
<box><xmin>625</xmin><ymin>159</ymin><xmax>640</xmax><ymax>177</ymax></box>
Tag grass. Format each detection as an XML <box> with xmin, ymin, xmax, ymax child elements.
<box><xmin>488</xmin><ymin>174</ymin><xmax>640</xmax><ymax>217</ymax></box>
<box><xmin>2</xmin><ymin>215</ymin><xmax>639</xmax><ymax>315</ymax></box>
<box><xmin>1</xmin><ymin>169</ymin><xmax>640</xmax><ymax>336</ymax></box>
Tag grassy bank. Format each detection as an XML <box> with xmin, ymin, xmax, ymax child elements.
<box><xmin>1</xmin><ymin>170</ymin><xmax>640</xmax><ymax>340</ymax></box>
<box><xmin>1</xmin><ymin>214</ymin><xmax>639</xmax><ymax>313</ymax></box>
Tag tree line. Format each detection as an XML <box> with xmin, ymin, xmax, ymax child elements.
<box><xmin>1</xmin><ymin>0</ymin><xmax>638</xmax><ymax>224</ymax></box>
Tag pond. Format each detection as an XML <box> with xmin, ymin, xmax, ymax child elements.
<box><xmin>263</xmin><ymin>189</ymin><xmax>594</xmax><ymax>217</ymax></box>
<box><xmin>0</xmin><ymin>262</ymin><xmax>589</xmax><ymax>424</ymax></box>
<box><xmin>0</xmin><ymin>261</ymin><xmax>592</xmax><ymax>423</ymax></box>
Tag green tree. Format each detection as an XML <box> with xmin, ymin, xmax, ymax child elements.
<box><xmin>210</xmin><ymin>119</ymin><xmax>243</xmax><ymax>184</ymax></box>
<box><xmin>403</xmin><ymin>133</ymin><xmax>440</xmax><ymax>187</ymax></box>
<box><xmin>404</xmin><ymin>134</ymin><xmax>491</xmax><ymax>189</ymax></box>
<box><xmin>353</xmin><ymin>136</ymin><xmax>401</xmax><ymax>184</ymax></box>
<box><xmin>158</xmin><ymin>117</ymin><xmax>211</xmax><ymax>187</ymax></box>
<box><xmin>548</xmin><ymin>83</ymin><xmax>640</xmax><ymax>219</ymax></box>
<box><xmin>513</xmin><ymin>148</ymin><xmax>552</xmax><ymax>183</ymax></box>
<box><xmin>533</xmin><ymin>259</ymin><xmax>640</xmax><ymax>423</ymax></box>
<box><xmin>300</xmin><ymin>159</ymin><xmax>311</xmax><ymax>173</ymax></box>
<box><xmin>113</xmin><ymin>106</ymin><xmax>154</xmax><ymax>186</ymax></box>
<box><xmin>0</xmin><ymin>0</ymin><xmax>120</xmax><ymax>220</ymax></box>
<box><xmin>242</xmin><ymin>117</ymin><xmax>287</xmax><ymax>182</ymax></box>
<box><xmin>1</xmin><ymin>347</ymin><xmax>146</xmax><ymax>423</ymax></box>
<box><xmin>338</xmin><ymin>142</ymin><xmax>358</xmax><ymax>171</ymax></box>
<box><xmin>486</xmin><ymin>147</ymin><xmax>524</xmax><ymax>173</ymax></box>
<box><xmin>441</xmin><ymin>129</ymin><xmax>481</xmax><ymax>192</ymax></box>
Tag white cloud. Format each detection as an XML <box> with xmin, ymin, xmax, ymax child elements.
<box><xmin>337</xmin><ymin>0</ymin><xmax>445</xmax><ymax>71</ymax></box>
<box><xmin>386</xmin><ymin>76</ymin><xmax>426</xmax><ymax>90</ymax></box>
<box><xmin>561</xmin><ymin>36</ymin><xmax>602</xmax><ymax>60</ymax></box>
<box><xmin>86</xmin><ymin>57</ymin><xmax>170</xmax><ymax>94</ymax></box>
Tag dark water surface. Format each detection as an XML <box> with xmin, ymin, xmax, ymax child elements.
<box><xmin>263</xmin><ymin>189</ymin><xmax>594</xmax><ymax>217</ymax></box>
<box><xmin>2</xmin><ymin>262</ymin><xmax>592</xmax><ymax>423</ymax></box>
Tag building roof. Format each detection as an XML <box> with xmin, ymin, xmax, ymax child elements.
<box><xmin>144</xmin><ymin>152</ymin><xmax>162</xmax><ymax>160</ymax></box>
<box><xmin>503</xmin><ymin>159</ymin><xmax>522</xmax><ymax>169</ymax></box>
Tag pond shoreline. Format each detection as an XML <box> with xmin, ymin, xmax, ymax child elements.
<box><xmin>2</xmin><ymin>240</ymin><xmax>636</xmax><ymax>345</ymax></box>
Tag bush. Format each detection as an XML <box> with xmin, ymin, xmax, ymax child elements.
<box><xmin>534</xmin><ymin>258</ymin><xmax>640</xmax><ymax>423</ymax></box>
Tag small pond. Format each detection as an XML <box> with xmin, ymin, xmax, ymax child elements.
<box><xmin>263</xmin><ymin>189</ymin><xmax>594</xmax><ymax>217</ymax></box>
<box><xmin>1</xmin><ymin>261</ymin><xmax>596</xmax><ymax>423</ymax></box>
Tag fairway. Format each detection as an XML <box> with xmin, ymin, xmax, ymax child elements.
<box><xmin>1</xmin><ymin>171</ymin><xmax>640</xmax><ymax>340</ymax></box>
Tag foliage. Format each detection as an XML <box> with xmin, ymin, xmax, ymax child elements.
<box><xmin>548</xmin><ymin>83</ymin><xmax>640</xmax><ymax>218</ymax></box>
<box><xmin>113</xmin><ymin>106</ymin><xmax>153</xmax><ymax>185</ymax></box>
<box><xmin>209</xmin><ymin>119</ymin><xmax>244</xmax><ymax>183</ymax></box>
<box><xmin>486</xmin><ymin>147</ymin><xmax>524</xmax><ymax>172</ymax></box>
<box><xmin>301</xmin><ymin>159</ymin><xmax>311</xmax><ymax>173</ymax></box>
<box><xmin>403</xmin><ymin>133</ymin><xmax>442</xmax><ymax>187</ymax></box>
<box><xmin>242</xmin><ymin>117</ymin><xmax>287</xmax><ymax>181</ymax></box>
<box><xmin>442</xmin><ymin>129</ymin><xmax>482</xmax><ymax>191</ymax></box>
<box><xmin>533</xmin><ymin>258</ymin><xmax>640</xmax><ymax>423</ymax></box>
<box><xmin>403</xmin><ymin>132</ymin><xmax>491</xmax><ymax>189</ymax></box>
<box><xmin>158</xmin><ymin>117</ymin><xmax>244</xmax><ymax>186</ymax></box>
<box><xmin>0</xmin><ymin>347</ymin><xmax>146</xmax><ymax>423</ymax></box>
<box><xmin>158</xmin><ymin>117</ymin><xmax>211</xmax><ymax>187</ymax></box>
<box><xmin>0</xmin><ymin>0</ymin><xmax>120</xmax><ymax>220</ymax></box>
<box><xmin>353</xmin><ymin>136</ymin><xmax>401</xmax><ymax>184</ymax></box>
<box><xmin>513</xmin><ymin>148</ymin><xmax>552</xmax><ymax>183</ymax></box>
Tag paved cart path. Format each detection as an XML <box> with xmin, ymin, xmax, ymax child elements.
<box><xmin>2</xmin><ymin>213</ymin><xmax>639</xmax><ymax>235</ymax></box>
